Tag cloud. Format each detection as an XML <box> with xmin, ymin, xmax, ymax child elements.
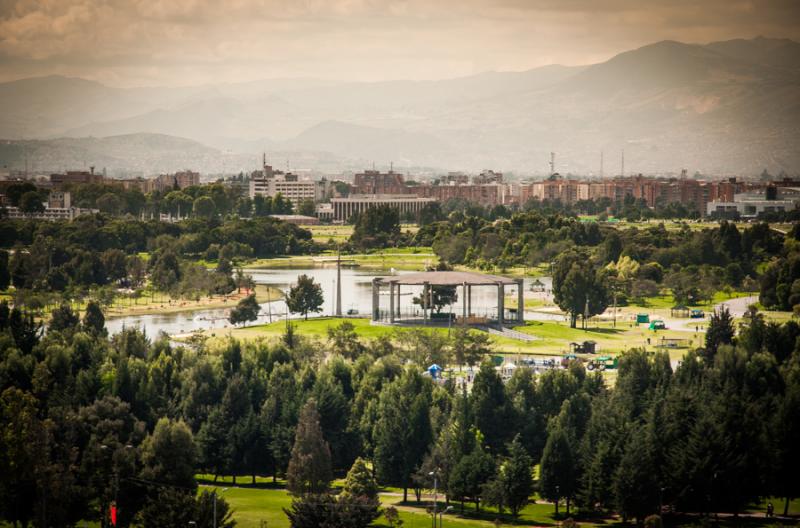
<box><xmin>0</xmin><ymin>0</ymin><xmax>798</xmax><ymax>86</ymax></box>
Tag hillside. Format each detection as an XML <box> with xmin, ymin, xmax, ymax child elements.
<box><xmin>0</xmin><ymin>37</ymin><xmax>798</xmax><ymax>175</ymax></box>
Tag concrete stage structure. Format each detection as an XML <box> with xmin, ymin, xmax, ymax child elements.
<box><xmin>371</xmin><ymin>270</ymin><xmax>523</xmax><ymax>329</ymax></box>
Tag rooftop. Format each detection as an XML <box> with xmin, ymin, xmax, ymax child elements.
<box><xmin>381</xmin><ymin>270</ymin><xmax>518</xmax><ymax>286</ymax></box>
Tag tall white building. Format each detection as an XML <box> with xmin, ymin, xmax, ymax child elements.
<box><xmin>249</xmin><ymin>163</ymin><xmax>329</xmax><ymax>205</ymax></box>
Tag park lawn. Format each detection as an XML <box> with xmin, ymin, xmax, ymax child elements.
<box><xmin>211</xmin><ymin>314</ymin><xmax>697</xmax><ymax>363</ymax></box>
<box><xmin>209</xmin><ymin>485</ymin><xmax>509</xmax><ymax>528</ymax></box>
<box><xmin>505</xmin><ymin>320</ymin><xmax>701</xmax><ymax>359</ymax></box>
<box><xmin>209</xmin><ymin>316</ymin><xmax>445</xmax><ymax>342</ymax></box>
<box><xmin>203</xmin><ymin>485</ymin><xmax>293</xmax><ymax>528</ymax></box>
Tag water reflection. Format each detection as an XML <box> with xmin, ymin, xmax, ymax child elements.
<box><xmin>105</xmin><ymin>268</ymin><xmax>552</xmax><ymax>336</ymax></box>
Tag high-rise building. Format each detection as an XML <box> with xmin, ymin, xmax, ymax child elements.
<box><xmin>353</xmin><ymin>170</ymin><xmax>407</xmax><ymax>194</ymax></box>
<box><xmin>249</xmin><ymin>163</ymin><xmax>329</xmax><ymax>204</ymax></box>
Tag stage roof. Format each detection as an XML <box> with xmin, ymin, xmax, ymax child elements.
<box><xmin>383</xmin><ymin>270</ymin><xmax>517</xmax><ymax>286</ymax></box>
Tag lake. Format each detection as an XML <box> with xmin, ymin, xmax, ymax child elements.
<box><xmin>105</xmin><ymin>267</ymin><xmax>553</xmax><ymax>336</ymax></box>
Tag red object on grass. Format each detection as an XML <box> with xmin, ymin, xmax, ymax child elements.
<box><xmin>110</xmin><ymin>503</ymin><xmax>117</xmax><ymax>526</ymax></box>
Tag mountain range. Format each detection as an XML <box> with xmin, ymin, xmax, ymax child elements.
<box><xmin>1</xmin><ymin>36</ymin><xmax>798</xmax><ymax>176</ymax></box>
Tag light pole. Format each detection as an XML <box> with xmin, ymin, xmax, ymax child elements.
<box><xmin>428</xmin><ymin>470</ymin><xmax>438</xmax><ymax>528</ymax></box>
<box><xmin>438</xmin><ymin>505</ymin><xmax>453</xmax><ymax>527</ymax></box>
<box><xmin>213</xmin><ymin>487</ymin><xmax>229</xmax><ymax>528</ymax></box>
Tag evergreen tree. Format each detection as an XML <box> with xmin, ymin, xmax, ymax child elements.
<box><xmin>470</xmin><ymin>361</ymin><xmax>514</xmax><ymax>453</ymax></box>
<box><xmin>0</xmin><ymin>250</ymin><xmax>10</xmax><ymax>290</ymax></box>
<box><xmin>539</xmin><ymin>424</ymin><xmax>578</xmax><ymax>514</ymax></box>
<box><xmin>705</xmin><ymin>306</ymin><xmax>734</xmax><ymax>359</ymax></box>
<box><xmin>83</xmin><ymin>300</ymin><xmax>106</xmax><ymax>336</ymax></box>
<box><xmin>49</xmin><ymin>303</ymin><xmax>80</xmax><ymax>333</ymax></box>
<box><xmin>286</xmin><ymin>399</ymin><xmax>332</xmax><ymax>495</ymax></box>
<box><xmin>373</xmin><ymin>370</ymin><xmax>432</xmax><ymax>502</ymax></box>
<box><xmin>342</xmin><ymin>457</ymin><xmax>379</xmax><ymax>499</ymax></box>
<box><xmin>448</xmin><ymin>441</ymin><xmax>495</xmax><ymax>512</ymax></box>
<box><xmin>613</xmin><ymin>425</ymin><xmax>660</xmax><ymax>523</ymax></box>
<box><xmin>483</xmin><ymin>434</ymin><xmax>533</xmax><ymax>517</ymax></box>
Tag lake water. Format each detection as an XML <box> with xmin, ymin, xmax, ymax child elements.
<box><xmin>105</xmin><ymin>267</ymin><xmax>553</xmax><ymax>336</ymax></box>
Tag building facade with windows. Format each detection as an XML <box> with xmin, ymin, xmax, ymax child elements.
<box><xmin>330</xmin><ymin>194</ymin><xmax>436</xmax><ymax>222</ymax></box>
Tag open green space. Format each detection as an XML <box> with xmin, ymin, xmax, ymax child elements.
<box><xmin>200</xmin><ymin>484</ymin><xmax>800</xmax><ymax>528</ymax></box>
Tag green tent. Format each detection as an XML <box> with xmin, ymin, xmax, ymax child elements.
<box><xmin>636</xmin><ymin>313</ymin><xmax>650</xmax><ymax>324</ymax></box>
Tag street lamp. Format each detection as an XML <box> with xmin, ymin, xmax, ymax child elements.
<box><xmin>437</xmin><ymin>505</ymin><xmax>453</xmax><ymax>527</ymax></box>
<box><xmin>213</xmin><ymin>487</ymin><xmax>229</xmax><ymax>528</ymax></box>
<box><xmin>428</xmin><ymin>471</ymin><xmax>438</xmax><ymax>528</ymax></box>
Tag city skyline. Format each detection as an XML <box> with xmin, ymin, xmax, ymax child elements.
<box><xmin>1</xmin><ymin>0</ymin><xmax>799</xmax><ymax>87</ymax></box>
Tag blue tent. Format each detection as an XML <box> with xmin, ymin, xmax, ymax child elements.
<box><xmin>427</xmin><ymin>364</ymin><xmax>443</xmax><ymax>379</ymax></box>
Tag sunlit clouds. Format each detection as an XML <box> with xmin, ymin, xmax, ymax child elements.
<box><xmin>0</xmin><ymin>0</ymin><xmax>798</xmax><ymax>86</ymax></box>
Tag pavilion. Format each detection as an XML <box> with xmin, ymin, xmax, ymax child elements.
<box><xmin>371</xmin><ymin>270</ymin><xmax>524</xmax><ymax>329</ymax></box>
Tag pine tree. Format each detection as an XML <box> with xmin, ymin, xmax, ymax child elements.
<box><xmin>705</xmin><ymin>306</ymin><xmax>734</xmax><ymax>359</ymax></box>
<box><xmin>83</xmin><ymin>300</ymin><xmax>106</xmax><ymax>336</ymax></box>
<box><xmin>286</xmin><ymin>399</ymin><xmax>332</xmax><ymax>495</ymax></box>
<box><xmin>613</xmin><ymin>425</ymin><xmax>659</xmax><ymax>523</ymax></box>
<box><xmin>342</xmin><ymin>457</ymin><xmax>378</xmax><ymax>499</ymax></box>
<box><xmin>49</xmin><ymin>303</ymin><xmax>80</xmax><ymax>333</ymax></box>
<box><xmin>483</xmin><ymin>434</ymin><xmax>533</xmax><ymax>517</ymax></box>
<box><xmin>539</xmin><ymin>424</ymin><xmax>577</xmax><ymax>514</ymax></box>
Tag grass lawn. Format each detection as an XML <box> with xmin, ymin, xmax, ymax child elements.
<box><xmin>205</xmin><ymin>316</ymin><xmax>434</xmax><ymax>342</ymax></box>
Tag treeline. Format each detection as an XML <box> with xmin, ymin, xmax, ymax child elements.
<box><xmin>0</xmin><ymin>214</ymin><xmax>314</xmax><ymax>303</ymax></box>
<box><xmin>759</xmin><ymin>223</ymin><xmax>800</xmax><ymax>312</ymax></box>
<box><xmin>421</xmin><ymin>211</ymin><xmax>786</xmax><ymax>304</ymax></box>
<box><xmin>2</xmin><ymin>301</ymin><xmax>799</xmax><ymax>526</ymax></box>
<box><xmin>0</xmin><ymin>180</ymin><xmax>298</xmax><ymax>219</ymax></box>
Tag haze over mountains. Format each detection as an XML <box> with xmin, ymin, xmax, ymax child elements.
<box><xmin>1</xmin><ymin>37</ymin><xmax>798</xmax><ymax>177</ymax></box>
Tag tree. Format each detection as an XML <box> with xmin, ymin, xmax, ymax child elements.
<box><xmin>342</xmin><ymin>457</ymin><xmax>379</xmax><ymax>499</ymax></box>
<box><xmin>350</xmin><ymin>205</ymin><xmax>401</xmax><ymax>249</ymax></box>
<box><xmin>19</xmin><ymin>191</ymin><xmax>44</xmax><ymax>215</ymax></box>
<box><xmin>286</xmin><ymin>274</ymin><xmax>324</xmax><ymax>320</ymax></box>
<box><xmin>97</xmin><ymin>192</ymin><xmax>123</xmax><ymax>215</ymax></box>
<box><xmin>552</xmin><ymin>250</ymin><xmax>609</xmax><ymax>328</ymax></box>
<box><xmin>539</xmin><ymin>424</ymin><xmax>578</xmax><ymax>514</ymax></box>
<box><xmin>705</xmin><ymin>306</ymin><xmax>734</xmax><ymax>360</ymax></box>
<box><xmin>0</xmin><ymin>250</ymin><xmax>10</xmax><ymax>290</ymax></box>
<box><xmin>452</xmin><ymin>328</ymin><xmax>491</xmax><ymax>366</ymax></box>
<box><xmin>194</xmin><ymin>489</ymin><xmax>236</xmax><ymax>528</ymax></box>
<box><xmin>286</xmin><ymin>399</ymin><xmax>332</xmax><ymax>495</ymax></box>
<box><xmin>483</xmin><ymin>435</ymin><xmax>533</xmax><ymax>517</ymax></box>
<box><xmin>327</xmin><ymin>321</ymin><xmax>366</xmax><ymax>359</ymax></box>
<box><xmin>284</xmin><ymin>493</ymin><xmax>380</xmax><ymax>528</ymax></box>
<box><xmin>229</xmin><ymin>294</ymin><xmax>260</xmax><ymax>326</ymax></box>
<box><xmin>373</xmin><ymin>370</ymin><xmax>432</xmax><ymax>502</ymax></box>
<box><xmin>449</xmin><ymin>441</ymin><xmax>495</xmax><ymax>511</ymax></box>
<box><xmin>614</xmin><ymin>426</ymin><xmax>660</xmax><ymax>523</ymax></box>
<box><xmin>470</xmin><ymin>361</ymin><xmax>514</xmax><ymax>453</ymax></box>
<box><xmin>298</xmin><ymin>199</ymin><xmax>316</xmax><ymax>217</ymax></box>
<box><xmin>83</xmin><ymin>300</ymin><xmax>106</xmax><ymax>335</ymax></box>
<box><xmin>49</xmin><ymin>303</ymin><xmax>80</xmax><ymax>333</ymax></box>
<box><xmin>0</xmin><ymin>388</ymin><xmax>45</xmax><ymax>527</ymax></box>
<box><xmin>193</xmin><ymin>196</ymin><xmax>217</xmax><ymax>219</ymax></box>
<box><xmin>412</xmin><ymin>285</ymin><xmax>458</xmax><ymax>315</ymax></box>
<box><xmin>140</xmin><ymin>418</ymin><xmax>197</xmax><ymax>490</ymax></box>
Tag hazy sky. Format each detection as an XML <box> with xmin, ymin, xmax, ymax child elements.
<box><xmin>1</xmin><ymin>0</ymin><xmax>798</xmax><ymax>86</ymax></box>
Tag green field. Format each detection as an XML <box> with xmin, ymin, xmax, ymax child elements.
<box><xmin>202</xmin><ymin>314</ymin><xmax>704</xmax><ymax>363</ymax></box>
<box><xmin>201</xmin><ymin>484</ymin><xmax>800</xmax><ymax>528</ymax></box>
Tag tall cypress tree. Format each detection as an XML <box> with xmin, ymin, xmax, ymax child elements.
<box><xmin>286</xmin><ymin>399</ymin><xmax>332</xmax><ymax>495</ymax></box>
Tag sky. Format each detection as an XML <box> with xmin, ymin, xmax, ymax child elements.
<box><xmin>0</xmin><ymin>0</ymin><xmax>799</xmax><ymax>87</ymax></box>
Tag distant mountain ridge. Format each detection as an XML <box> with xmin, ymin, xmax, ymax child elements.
<box><xmin>1</xmin><ymin>37</ymin><xmax>798</xmax><ymax>175</ymax></box>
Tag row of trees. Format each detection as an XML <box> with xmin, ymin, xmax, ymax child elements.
<box><xmin>2</xmin><ymin>292</ymin><xmax>799</xmax><ymax>526</ymax></box>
